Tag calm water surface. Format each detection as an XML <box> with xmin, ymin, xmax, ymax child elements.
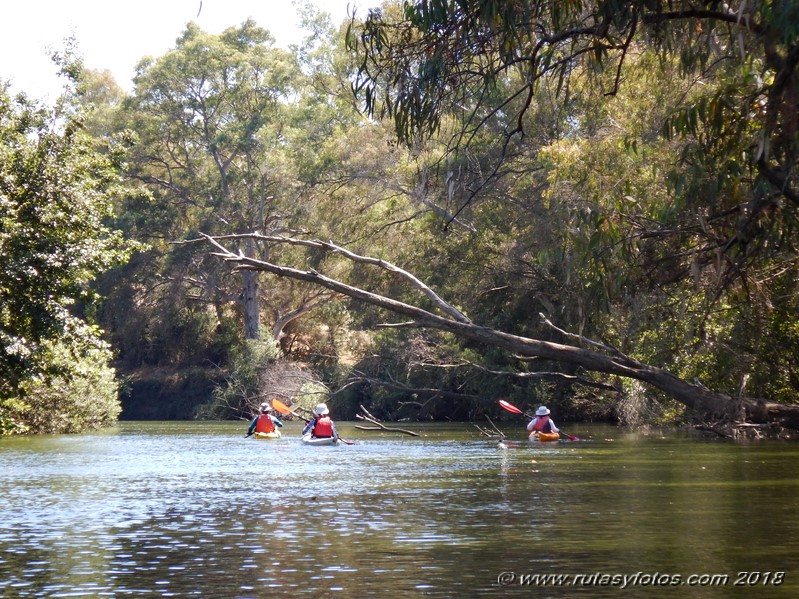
<box><xmin>1</xmin><ymin>421</ymin><xmax>797</xmax><ymax>598</ymax></box>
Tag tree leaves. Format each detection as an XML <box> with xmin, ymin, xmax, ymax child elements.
<box><xmin>1</xmin><ymin>84</ymin><xmax>136</xmax><ymax>432</ymax></box>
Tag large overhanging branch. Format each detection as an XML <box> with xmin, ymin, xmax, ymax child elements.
<box><xmin>202</xmin><ymin>232</ymin><xmax>470</xmax><ymax>324</ymax></box>
<box><xmin>199</xmin><ymin>232</ymin><xmax>799</xmax><ymax>429</ymax></box>
<box><xmin>399</xmin><ymin>354</ymin><xmax>622</xmax><ymax>393</ymax></box>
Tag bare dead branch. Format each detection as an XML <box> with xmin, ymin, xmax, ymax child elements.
<box><xmin>272</xmin><ymin>291</ymin><xmax>335</xmax><ymax>341</ymax></box>
<box><xmin>539</xmin><ymin>312</ymin><xmax>627</xmax><ymax>358</ymax></box>
<box><xmin>201</xmin><ymin>232</ymin><xmax>471</xmax><ymax>323</ymax></box>
<box><xmin>354</xmin><ymin>404</ymin><xmax>420</xmax><ymax>436</ymax></box>
<box><xmin>474</xmin><ymin>415</ymin><xmax>507</xmax><ymax>439</ymax></box>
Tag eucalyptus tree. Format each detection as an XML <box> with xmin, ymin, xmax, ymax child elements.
<box><xmin>121</xmin><ymin>20</ymin><xmax>303</xmax><ymax>344</ymax></box>
<box><xmin>347</xmin><ymin>1</ymin><xmax>799</xmax><ymax>306</ymax></box>
<box><xmin>327</xmin><ymin>1</ymin><xmax>799</xmax><ymax>418</ymax></box>
<box><xmin>276</xmin><ymin>4</ymin><xmax>496</xmax><ymax>371</ymax></box>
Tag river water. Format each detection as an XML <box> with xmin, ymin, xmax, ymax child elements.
<box><xmin>1</xmin><ymin>421</ymin><xmax>797</xmax><ymax>598</ymax></box>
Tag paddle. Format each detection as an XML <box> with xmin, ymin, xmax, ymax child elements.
<box><xmin>272</xmin><ymin>399</ymin><xmax>309</xmax><ymax>422</ymax></box>
<box><xmin>497</xmin><ymin>399</ymin><xmax>578</xmax><ymax>441</ymax></box>
<box><xmin>272</xmin><ymin>399</ymin><xmax>354</xmax><ymax>445</ymax></box>
<box><xmin>498</xmin><ymin>399</ymin><xmax>533</xmax><ymax>419</ymax></box>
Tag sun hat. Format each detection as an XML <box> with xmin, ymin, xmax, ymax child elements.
<box><xmin>314</xmin><ymin>403</ymin><xmax>330</xmax><ymax>416</ymax></box>
<box><xmin>535</xmin><ymin>406</ymin><xmax>551</xmax><ymax>416</ymax></box>
<box><xmin>260</xmin><ymin>402</ymin><xmax>272</xmax><ymax>412</ymax></box>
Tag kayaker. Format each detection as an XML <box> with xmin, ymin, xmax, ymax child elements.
<box><xmin>247</xmin><ymin>402</ymin><xmax>284</xmax><ymax>436</ymax></box>
<box><xmin>302</xmin><ymin>403</ymin><xmax>338</xmax><ymax>440</ymax></box>
<box><xmin>526</xmin><ymin>406</ymin><xmax>559</xmax><ymax>435</ymax></box>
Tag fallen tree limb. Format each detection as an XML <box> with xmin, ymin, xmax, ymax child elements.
<box><xmin>199</xmin><ymin>232</ymin><xmax>799</xmax><ymax>430</ymax></box>
<box><xmin>474</xmin><ymin>415</ymin><xmax>506</xmax><ymax>440</ymax></box>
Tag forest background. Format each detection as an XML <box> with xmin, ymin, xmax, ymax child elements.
<box><xmin>2</xmin><ymin>1</ymin><xmax>799</xmax><ymax>437</ymax></box>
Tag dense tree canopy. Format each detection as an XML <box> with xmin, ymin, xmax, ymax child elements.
<box><xmin>349</xmin><ymin>1</ymin><xmax>799</xmax><ymax>275</ymax></box>
<box><xmin>316</xmin><ymin>0</ymin><xmax>799</xmax><ymax>426</ymax></box>
<box><xmin>8</xmin><ymin>2</ymin><xmax>797</xmax><ymax>433</ymax></box>
<box><xmin>107</xmin><ymin>14</ymin><xmax>393</xmax><ymax>357</ymax></box>
<box><xmin>0</xmin><ymin>83</ymin><xmax>134</xmax><ymax>434</ymax></box>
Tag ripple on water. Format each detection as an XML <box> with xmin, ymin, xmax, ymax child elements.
<box><xmin>2</xmin><ymin>423</ymin><xmax>799</xmax><ymax>597</ymax></box>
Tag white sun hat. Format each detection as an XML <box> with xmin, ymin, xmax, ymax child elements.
<box><xmin>535</xmin><ymin>406</ymin><xmax>551</xmax><ymax>416</ymax></box>
<box><xmin>314</xmin><ymin>403</ymin><xmax>330</xmax><ymax>416</ymax></box>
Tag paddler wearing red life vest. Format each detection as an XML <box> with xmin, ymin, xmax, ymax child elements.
<box><xmin>526</xmin><ymin>405</ymin><xmax>559</xmax><ymax>434</ymax></box>
<box><xmin>302</xmin><ymin>402</ymin><xmax>338</xmax><ymax>440</ymax></box>
<box><xmin>247</xmin><ymin>402</ymin><xmax>284</xmax><ymax>435</ymax></box>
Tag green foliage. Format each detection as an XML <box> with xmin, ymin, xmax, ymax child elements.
<box><xmin>293</xmin><ymin>380</ymin><xmax>330</xmax><ymax>414</ymax></box>
<box><xmin>351</xmin><ymin>2</ymin><xmax>799</xmax><ymax>289</ymax></box>
<box><xmin>102</xmin><ymin>19</ymin><xmax>317</xmax><ymax>362</ymax></box>
<box><xmin>338</xmin><ymin>0</ymin><xmax>799</xmax><ymax>418</ymax></box>
<box><xmin>27</xmin><ymin>2</ymin><xmax>799</xmax><ymax>427</ymax></box>
<box><xmin>2</xmin><ymin>337</ymin><xmax>121</xmax><ymax>435</ymax></box>
<box><xmin>125</xmin><ymin>19</ymin><xmax>300</xmax><ymax>237</ymax></box>
<box><xmin>616</xmin><ymin>379</ymin><xmax>686</xmax><ymax>428</ymax></box>
<box><xmin>0</xmin><ymin>84</ymin><xmax>134</xmax><ymax>434</ymax></box>
<box><xmin>208</xmin><ymin>333</ymin><xmax>334</xmax><ymax>421</ymax></box>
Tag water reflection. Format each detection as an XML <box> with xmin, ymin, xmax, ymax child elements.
<box><xmin>1</xmin><ymin>423</ymin><xmax>797</xmax><ymax>597</ymax></box>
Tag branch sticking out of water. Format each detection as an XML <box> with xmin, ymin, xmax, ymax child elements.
<box><xmin>355</xmin><ymin>405</ymin><xmax>421</xmax><ymax>437</ymax></box>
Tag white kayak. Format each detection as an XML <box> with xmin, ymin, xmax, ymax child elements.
<box><xmin>301</xmin><ymin>433</ymin><xmax>339</xmax><ymax>446</ymax></box>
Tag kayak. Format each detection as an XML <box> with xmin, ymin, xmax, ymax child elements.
<box><xmin>254</xmin><ymin>430</ymin><xmax>281</xmax><ymax>439</ymax></box>
<box><xmin>529</xmin><ymin>431</ymin><xmax>560</xmax><ymax>443</ymax></box>
<box><xmin>301</xmin><ymin>433</ymin><xmax>339</xmax><ymax>446</ymax></box>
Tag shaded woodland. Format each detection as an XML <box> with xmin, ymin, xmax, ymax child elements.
<box><xmin>3</xmin><ymin>1</ymin><xmax>799</xmax><ymax>436</ymax></box>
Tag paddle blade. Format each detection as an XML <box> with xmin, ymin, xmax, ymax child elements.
<box><xmin>498</xmin><ymin>399</ymin><xmax>523</xmax><ymax>415</ymax></box>
<box><xmin>271</xmin><ymin>399</ymin><xmax>310</xmax><ymax>422</ymax></box>
<box><xmin>271</xmin><ymin>399</ymin><xmax>293</xmax><ymax>415</ymax></box>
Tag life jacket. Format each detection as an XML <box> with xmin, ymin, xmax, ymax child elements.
<box><xmin>313</xmin><ymin>416</ymin><xmax>334</xmax><ymax>438</ymax></box>
<box><xmin>254</xmin><ymin>414</ymin><xmax>275</xmax><ymax>434</ymax></box>
<box><xmin>532</xmin><ymin>417</ymin><xmax>553</xmax><ymax>433</ymax></box>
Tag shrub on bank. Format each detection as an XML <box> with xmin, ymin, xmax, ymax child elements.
<box><xmin>2</xmin><ymin>340</ymin><xmax>120</xmax><ymax>435</ymax></box>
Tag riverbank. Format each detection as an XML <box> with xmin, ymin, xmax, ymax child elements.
<box><xmin>119</xmin><ymin>367</ymin><xmax>221</xmax><ymax>420</ymax></box>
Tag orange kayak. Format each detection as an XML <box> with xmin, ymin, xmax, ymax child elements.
<box><xmin>529</xmin><ymin>431</ymin><xmax>560</xmax><ymax>443</ymax></box>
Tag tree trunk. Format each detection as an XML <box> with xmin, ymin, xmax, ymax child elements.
<box><xmin>240</xmin><ymin>235</ymin><xmax>261</xmax><ymax>340</ymax></box>
<box><xmin>242</xmin><ymin>269</ymin><xmax>260</xmax><ymax>340</ymax></box>
<box><xmin>271</xmin><ymin>293</ymin><xmax>332</xmax><ymax>344</ymax></box>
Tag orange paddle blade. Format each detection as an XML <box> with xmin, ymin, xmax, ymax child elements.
<box><xmin>271</xmin><ymin>399</ymin><xmax>293</xmax><ymax>415</ymax></box>
<box><xmin>498</xmin><ymin>399</ymin><xmax>523</xmax><ymax>414</ymax></box>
